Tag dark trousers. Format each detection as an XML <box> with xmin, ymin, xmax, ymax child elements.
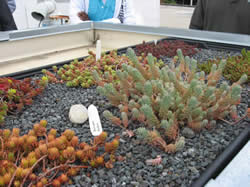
<box><xmin>0</xmin><ymin>0</ymin><xmax>17</xmax><ymax>31</ymax></box>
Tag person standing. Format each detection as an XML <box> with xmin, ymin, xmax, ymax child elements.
<box><xmin>189</xmin><ymin>0</ymin><xmax>250</xmax><ymax>35</ymax></box>
<box><xmin>0</xmin><ymin>0</ymin><xmax>17</xmax><ymax>31</ymax></box>
<box><xmin>70</xmin><ymin>0</ymin><xmax>136</xmax><ymax>24</ymax></box>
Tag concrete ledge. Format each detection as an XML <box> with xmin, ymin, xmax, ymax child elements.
<box><xmin>160</xmin><ymin>3</ymin><xmax>196</xmax><ymax>7</ymax></box>
<box><xmin>206</xmin><ymin>141</ymin><xmax>250</xmax><ymax>187</ymax></box>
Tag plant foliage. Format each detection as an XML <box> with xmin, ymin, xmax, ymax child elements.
<box><xmin>43</xmin><ymin>50</ymin><xmax>164</xmax><ymax>88</ymax></box>
<box><xmin>93</xmin><ymin>48</ymin><xmax>247</xmax><ymax>153</ymax></box>
<box><xmin>0</xmin><ymin>120</ymin><xmax>119</xmax><ymax>186</ymax></box>
<box><xmin>0</xmin><ymin>77</ymin><xmax>48</xmax><ymax>125</ymax></box>
<box><xmin>135</xmin><ymin>40</ymin><xmax>199</xmax><ymax>58</ymax></box>
<box><xmin>198</xmin><ymin>48</ymin><xmax>250</xmax><ymax>83</ymax></box>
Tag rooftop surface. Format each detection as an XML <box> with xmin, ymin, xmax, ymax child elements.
<box><xmin>160</xmin><ymin>5</ymin><xmax>194</xmax><ymax>29</ymax></box>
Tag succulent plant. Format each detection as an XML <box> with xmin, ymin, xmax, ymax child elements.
<box><xmin>198</xmin><ymin>48</ymin><xmax>250</xmax><ymax>83</ymax></box>
<box><xmin>0</xmin><ymin>120</ymin><xmax>120</xmax><ymax>187</ymax></box>
<box><xmin>224</xmin><ymin>49</ymin><xmax>250</xmax><ymax>82</ymax></box>
<box><xmin>94</xmin><ymin>48</ymin><xmax>247</xmax><ymax>153</ymax></box>
<box><xmin>0</xmin><ymin>77</ymin><xmax>47</xmax><ymax>125</ymax></box>
<box><xmin>135</xmin><ymin>40</ymin><xmax>199</xmax><ymax>58</ymax></box>
<box><xmin>0</xmin><ymin>102</ymin><xmax>7</xmax><ymax>124</ymax></box>
<box><xmin>43</xmin><ymin>50</ymin><xmax>165</xmax><ymax>89</ymax></box>
<box><xmin>43</xmin><ymin>51</ymin><xmax>130</xmax><ymax>88</ymax></box>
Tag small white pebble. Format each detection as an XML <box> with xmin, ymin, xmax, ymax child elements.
<box><xmin>69</xmin><ymin>104</ymin><xmax>88</xmax><ymax>124</ymax></box>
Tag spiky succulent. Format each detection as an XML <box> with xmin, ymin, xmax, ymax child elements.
<box><xmin>94</xmin><ymin>48</ymin><xmax>246</xmax><ymax>153</ymax></box>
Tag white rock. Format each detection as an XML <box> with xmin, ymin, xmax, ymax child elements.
<box><xmin>69</xmin><ymin>104</ymin><xmax>88</xmax><ymax>124</ymax></box>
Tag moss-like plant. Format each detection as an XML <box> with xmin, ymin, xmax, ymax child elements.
<box><xmin>93</xmin><ymin>48</ymin><xmax>247</xmax><ymax>153</ymax></box>
<box><xmin>198</xmin><ymin>49</ymin><xmax>250</xmax><ymax>83</ymax></box>
<box><xmin>0</xmin><ymin>120</ymin><xmax>120</xmax><ymax>186</ymax></box>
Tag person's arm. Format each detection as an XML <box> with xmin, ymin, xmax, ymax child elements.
<box><xmin>189</xmin><ymin>0</ymin><xmax>205</xmax><ymax>30</ymax></box>
<box><xmin>7</xmin><ymin>0</ymin><xmax>16</xmax><ymax>13</ymax></box>
<box><xmin>70</xmin><ymin>0</ymin><xmax>87</xmax><ymax>24</ymax></box>
<box><xmin>123</xmin><ymin>0</ymin><xmax>136</xmax><ymax>24</ymax></box>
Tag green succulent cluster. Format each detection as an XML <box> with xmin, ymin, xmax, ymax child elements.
<box><xmin>0</xmin><ymin>88</ymin><xmax>16</xmax><ymax>124</ymax></box>
<box><xmin>43</xmin><ymin>50</ymin><xmax>165</xmax><ymax>88</ymax></box>
<box><xmin>55</xmin><ymin>58</ymin><xmax>96</xmax><ymax>88</ymax></box>
<box><xmin>198</xmin><ymin>48</ymin><xmax>250</xmax><ymax>83</ymax></box>
<box><xmin>0</xmin><ymin>101</ymin><xmax>7</xmax><ymax>124</ymax></box>
<box><xmin>42</xmin><ymin>51</ymin><xmax>129</xmax><ymax>88</ymax></box>
<box><xmin>197</xmin><ymin>60</ymin><xmax>219</xmax><ymax>75</ymax></box>
<box><xmin>94</xmin><ymin>48</ymin><xmax>247</xmax><ymax>153</ymax></box>
<box><xmin>224</xmin><ymin>49</ymin><xmax>250</xmax><ymax>82</ymax></box>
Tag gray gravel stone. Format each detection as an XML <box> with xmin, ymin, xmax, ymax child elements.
<box><xmin>189</xmin><ymin>166</ymin><xmax>199</xmax><ymax>174</ymax></box>
<box><xmin>182</xmin><ymin>127</ymin><xmax>195</xmax><ymax>138</ymax></box>
<box><xmin>131</xmin><ymin>181</ymin><xmax>140</xmax><ymax>186</ymax></box>
<box><xmin>139</xmin><ymin>181</ymin><xmax>151</xmax><ymax>187</ymax></box>
<box><xmin>136</xmin><ymin>161</ymin><xmax>144</xmax><ymax>169</ymax></box>
<box><xmin>187</xmin><ymin>148</ymin><xmax>196</xmax><ymax>157</ymax></box>
<box><xmin>97</xmin><ymin>169</ymin><xmax>105</xmax><ymax>176</ymax></box>
<box><xmin>162</xmin><ymin>172</ymin><xmax>168</xmax><ymax>177</ymax></box>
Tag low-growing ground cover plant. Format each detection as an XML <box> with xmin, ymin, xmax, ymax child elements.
<box><xmin>0</xmin><ymin>77</ymin><xmax>48</xmax><ymax>125</ymax></box>
<box><xmin>135</xmin><ymin>40</ymin><xmax>199</xmax><ymax>58</ymax></box>
<box><xmin>0</xmin><ymin>120</ymin><xmax>120</xmax><ymax>187</ymax></box>
<box><xmin>43</xmin><ymin>50</ymin><xmax>128</xmax><ymax>88</ymax></box>
<box><xmin>198</xmin><ymin>48</ymin><xmax>250</xmax><ymax>83</ymax></box>
<box><xmin>42</xmin><ymin>50</ymin><xmax>164</xmax><ymax>88</ymax></box>
<box><xmin>93</xmin><ymin>48</ymin><xmax>247</xmax><ymax>153</ymax></box>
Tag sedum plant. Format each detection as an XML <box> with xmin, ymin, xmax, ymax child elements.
<box><xmin>0</xmin><ymin>101</ymin><xmax>7</xmax><ymax>125</ymax></box>
<box><xmin>0</xmin><ymin>77</ymin><xmax>48</xmax><ymax>125</ymax></box>
<box><xmin>43</xmin><ymin>50</ymin><xmax>164</xmax><ymax>88</ymax></box>
<box><xmin>135</xmin><ymin>40</ymin><xmax>199</xmax><ymax>58</ymax></box>
<box><xmin>93</xmin><ymin>48</ymin><xmax>247</xmax><ymax>153</ymax></box>
<box><xmin>43</xmin><ymin>50</ymin><xmax>131</xmax><ymax>88</ymax></box>
<box><xmin>198</xmin><ymin>48</ymin><xmax>250</xmax><ymax>83</ymax></box>
<box><xmin>224</xmin><ymin>48</ymin><xmax>250</xmax><ymax>82</ymax></box>
<box><xmin>0</xmin><ymin>120</ymin><xmax>120</xmax><ymax>187</ymax></box>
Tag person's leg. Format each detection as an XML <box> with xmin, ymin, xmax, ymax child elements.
<box><xmin>0</xmin><ymin>0</ymin><xmax>17</xmax><ymax>31</ymax></box>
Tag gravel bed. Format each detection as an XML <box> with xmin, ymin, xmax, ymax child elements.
<box><xmin>2</xmin><ymin>48</ymin><xmax>250</xmax><ymax>187</ymax></box>
<box><xmin>191</xmin><ymin>48</ymin><xmax>241</xmax><ymax>63</ymax></box>
<box><xmin>160</xmin><ymin>48</ymin><xmax>241</xmax><ymax>66</ymax></box>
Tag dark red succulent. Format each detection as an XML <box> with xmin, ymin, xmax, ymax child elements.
<box><xmin>136</xmin><ymin>40</ymin><xmax>199</xmax><ymax>58</ymax></box>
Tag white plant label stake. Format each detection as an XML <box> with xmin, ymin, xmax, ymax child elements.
<box><xmin>88</xmin><ymin>104</ymin><xmax>103</xmax><ymax>136</ymax></box>
<box><xmin>154</xmin><ymin>39</ymin><xmax>157</xmax><ymax>45</ymax></box>
<box><xmin>96</xmin><ymin>40</ymin><xmax>101</xmax><ymax>61</ymax></box>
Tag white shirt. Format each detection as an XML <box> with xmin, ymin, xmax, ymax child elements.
<box><xmin>70</xmin><ymin>0</ymin><xmax>136</xmax><ymax>25</ymax></box>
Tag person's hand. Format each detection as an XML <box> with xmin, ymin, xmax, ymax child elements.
<box><xmin>77</xmin><ymin>12</ymin><xmax>89</xmax><ymax>21</ymax></box>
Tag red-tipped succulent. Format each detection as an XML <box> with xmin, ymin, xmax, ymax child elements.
<box><xmin>0</xmin><ymin>121</ymin><xmax>120</xmax><ymax>186</ymax></box>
